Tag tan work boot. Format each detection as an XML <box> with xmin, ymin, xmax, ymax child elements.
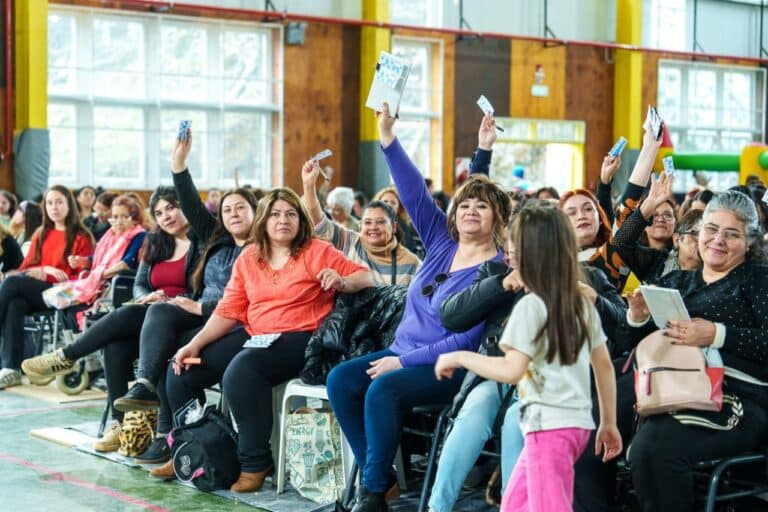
<box><xmin>94</xmin><ymin>422</ymin><xmax>121</xmax><ymax>453</ymax></box>
<box><xmin>150</xmin><ymin>459</ymin><xmax>175</xmax><ymax>479</ymax></box>
<box><xmin>230</xmin><ymin>465</ymin><xmax>274</xmax><ymax>493</ymax></box>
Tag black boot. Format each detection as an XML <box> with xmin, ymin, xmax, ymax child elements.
<box><xmin>351</xmin><ymin>485</ymin><xmax>388</xmax><ymax>512</ymax></box>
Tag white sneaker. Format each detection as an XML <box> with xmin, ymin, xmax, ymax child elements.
<box><xmin>0</xmin><ymin>368</ymin><xmax>22</xmax><ymax>389</ymax></box>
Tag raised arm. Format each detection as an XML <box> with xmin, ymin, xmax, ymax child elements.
<box><xmin>612</xmin><ymin>172</ymin><xmax>673</xmax><ymax>281</ymax></box>
<box><xmin>469</xmin><ymin>113</ymin><xmax>498</xmax><ymax>177</ymax></box>
<box><xmin>301</xmin><ymin>159</ymin><xmax>326</xmax><ymax>227</ymax></box>
<box><xmin>597</xmin><ymin>155</ymin><xmax>621</xmax><ymax>225</ymax></box>
<box><xmin>378</xmin><ymin>103</ymin><xmax>447</xmax><ymax>249</ymax></box>
<box><xmin>171</xmin><ymin>130</ymin><xmax>217</xmax><ymax>241</ymax></box>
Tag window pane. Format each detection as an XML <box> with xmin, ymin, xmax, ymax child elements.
<box><xmin>159</xmin><ymin>111</ymin><xmax>207</xmax><ymax>181</ymax></box>
<box><xmin>161</xmin><ymin>22</ymin><xmax>207</xmax><ymax>102</ymax></box>
<box><xmin>391</xmin><ymin>0</ymin><xmax>434</xmax><ymax>26</ymax></box>
<box><xmin>723</xmin><ymin>72</ymin><xmax>751</xmax><ymax>129</ymax></box>
<box><xmin>48</xmin><ymin>104</ymin><xmax>77</xmax><ymax>181</ymax></box>
<box><xmin>93</xmin><ymin>107</ymin><xmax>143</xmax><ymax>180</ymax></box>
<box><xmin>657</xmin><ymin>67</ymin><xmax>681</xmax><ymax>125</ymax></box>
<box><xmin>222</xmin><ymin>30</ymin><xmax>270</xmax><ymax>105</ymax></box>
<box><xmin>392</xmin><ymin>42</ymin><xmax>430</xmax><ymax>112</ymax></box>
<box><xmin>93</xmin><ymin>18</ymin><xmax>145</xmax><ymax>98</ymax></box>
<box><xmin>396</xmin><ymin>119</ymin><xmax>430</xmax><ymax>176</ymax></box>
<box><xmin>689</xmin><ymin>70</ymin><xmax>717</xmax><ymax>126</ymax></box>
<box><xmin>223</xmin><ymin>113</ymin><xmax>270</xmax><ymax>186</ymax></box>
<box><xmin>48</xmin><ymin>14</ymin><xmax>76</xmax><ymax>93</ymax></box>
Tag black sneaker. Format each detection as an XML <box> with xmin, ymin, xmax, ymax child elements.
<box><xmin>134</xmin><ymin>436</ymin><xmax>170</xmax><ymax>464</ymax></box>
<box><xmin>113</xmin><ymin>382</ymin><xmax>160</xmax><ymax>412</ymax></box>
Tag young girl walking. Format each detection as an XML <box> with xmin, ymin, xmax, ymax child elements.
<box><xmin>435</xmin><ymin>205</ymin><xmax>622</xmax><ymax>511</ymax></box>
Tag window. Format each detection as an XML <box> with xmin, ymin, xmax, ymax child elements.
<box><xmin>658</xmin><ymin>60</ymin><xmax>765</xmax><ymax>153</ymax></box>
<box><xmin>657</xmin><ymin>60</ymin><xmax>765</xmax><ymax>191</ymax></box>
<box><xmin>47</xmin><ymin>7</ymin><xmax>282</xmax><ymax>190</ymax></box>
<box><xmin>646</xmin><ymin>0</ymin><xmax>687</xmax><ymax>51</ymax></box>
<box><xmin>390</xmin><ymin>0</ymin><xmax>440</xmax><ymax>28</ymax></box>
<box><xmin>391</xmin><ymin>37</ymin><xmax>443</xmax><ymax>184</ymax></box>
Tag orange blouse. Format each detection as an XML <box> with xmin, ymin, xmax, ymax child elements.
<box><xmin>215</xmin><ymin>239</ymin><xmax>368</xmax><ymax>335</ymax></box>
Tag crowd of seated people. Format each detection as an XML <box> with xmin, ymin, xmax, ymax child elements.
<box><xmin>0</xmin><ymin>103</ymin><xmax>766</xmax><ymax>512</ymax></box>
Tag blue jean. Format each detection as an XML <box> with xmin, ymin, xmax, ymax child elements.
<box><xmin>326</xmin><ymin>349</ymin><xmax>465</xmax><ymax>493</ymax></box>
<box><xmin>428</xmin><ymin>380</ymin><xmax>524</xmax><ymax>512</ymax></box>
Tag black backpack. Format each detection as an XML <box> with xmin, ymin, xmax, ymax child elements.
<box><xmin>168</xmin><ymin>406</ymin><xmax>240</xmax><ymax>491</ymax></box>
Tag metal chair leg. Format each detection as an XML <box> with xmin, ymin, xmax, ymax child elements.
<box><xmin>417</xmin><ymin>407</ymin><xmax>450</xmax><ymax>512</ymax></box>
<box><xmin>342</xmin><ymin>460</ymin><xmax>358</xmax><ymax>508</ymax></box>
<box><xmin>98</xmin><ymin>400</ymin><xmax>111</xmax><ymax>438</ymax></box>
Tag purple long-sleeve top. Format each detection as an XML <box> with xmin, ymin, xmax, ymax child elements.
<box><xmin>383</xmin><ymin>138</ymin><xmax>502</xmax><ymax>367</ymax></box>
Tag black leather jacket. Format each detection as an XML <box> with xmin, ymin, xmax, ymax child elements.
<box><xmin>300</xmin><ymin>285</ymin><xmax>408</xmax><ymax>385</ymax></box>
<box><xmin>440</xmin><ymin>261</ymin><xmax>627</xmax><ymax>417</ymax></box>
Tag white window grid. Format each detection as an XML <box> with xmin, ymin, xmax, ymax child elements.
<box><xmin>391</xmin><ymin>36</ymin><xmax>443</xmax><ymax>186</ymax></box>
<box><xmin>47</xmin><ymin>6</ymin><xmax>283</xmax><ymax>190</ymax></box>
<box><xmin>657</xmin><ymin>59</ymin><xmax>766</xmax><ymax>154</ymax></box>
<box><xmin>390</xmin><ymin>0</ymin><xmax>442</xmax><ymax>28</ymax></box>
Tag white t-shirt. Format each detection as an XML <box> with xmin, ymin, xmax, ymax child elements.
<box><xmin>500</xmin><ymin>293</ymin><xmax>606</xmax><ymax>435</ymax></box>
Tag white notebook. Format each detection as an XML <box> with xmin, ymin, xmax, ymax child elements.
<box><xmin>639</xmin><ymin>285</ymin><xmax>691</xmax><ymax>329</ymax></box>
<box><xmin>365</xmin><ymin>51</ymin><xmax>412</xmax><ymax>114</ymax></box>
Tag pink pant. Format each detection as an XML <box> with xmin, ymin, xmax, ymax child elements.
<box><xmin>501</xmin><ymin>427</ymin><xmax>591</xmax><ymax>512</ymax></box>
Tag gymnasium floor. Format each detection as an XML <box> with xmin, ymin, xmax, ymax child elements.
<box><xmin>0</xmin><ymin>382</ymin><xmax>496</xmax><ymax>512</ymax></box>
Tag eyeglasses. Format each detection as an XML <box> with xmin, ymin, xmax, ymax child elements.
<box><xmin>701</xmin><ymin>224</ymin><xmax>745</xmax><ymax>243</ymax></box>
<box><xmin>678</xmin><ymin>230</ymin><xmax>699</xmax><ymax>240</ymax></box>
<box><xmin>651</xmin><ymin>212</ymin><xmax>675</xmax><ymax>222</ymax></box>
<box><xmin>421</xmin><ymin>273</ymin><xmax>448</xmax><ymax>297</ymax></box>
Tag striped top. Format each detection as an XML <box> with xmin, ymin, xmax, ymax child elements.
<box><xmin>314</xmin><ymin>215</ymin><xmax>421</xmax><ymax>286</ymax></box>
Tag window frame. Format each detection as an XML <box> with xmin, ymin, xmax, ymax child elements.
<box><xmin>391</xmin><ymin>35</ymin><xmax>444</xmax><ymax>187</ymax></box>
<box><xmin>47</xmin><ymin>6</ymin><xmax>283</xmax><ymax>190</ymax></box>
<box><xmin>657</xmin><ymin>59</ymin><xmax>766</xmax><ymax>154</ymax></box>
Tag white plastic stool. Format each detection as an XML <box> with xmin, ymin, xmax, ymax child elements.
<box><xmin>275</xmin><ymin>378</ymin><xmax>354</xmax><ymax>494</ymax></box>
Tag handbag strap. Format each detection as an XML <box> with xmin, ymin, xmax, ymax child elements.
<box><xmin>390</xmin><ymin>245</ymin><xmax>398</xmax><ymax>286</ymax></box>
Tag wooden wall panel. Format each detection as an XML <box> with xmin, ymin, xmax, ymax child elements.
<box><xmin>566</xmin><ymin>46</ymin><xmax>614</xmax><ymax>190</ymax></box>
<box><xmin>453</xmin><ymin>37</ymin><xmax>511</xmax><ymax>160</ymax></box>
<box><xmin>340</xmin><ymin>25</ymin><xmax>361</xmax><ymax>190</ymax></box>
<box><xmin>282</xmin><ymin>23</ymin><xmax>346</xmax><ymax>194</ymax></box>
<box><xmin>510</xmin><ymin>41</ymin><xmax>566</xmax><ymax>120</ymax></box>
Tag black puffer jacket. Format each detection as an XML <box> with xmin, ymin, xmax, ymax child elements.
<box><xmin>441</xmin><ymin>261</ymin><xmax>627</xmax><ymax>418</ymax></box>
<box><xmin>300</xmin><ymin>284</ymin><xmax>408</xmax><ymax>385</ymax></box>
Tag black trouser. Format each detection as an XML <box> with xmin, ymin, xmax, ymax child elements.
<box><xmin>63</xmin><ymin>305</ymin><xmax>148</xmax><ymax>422</ymax></box>
<box><xmin>136</xmin><ymin>302</ymin><xmax>206</xmax><ymax>434</ymax></box>
<box><xmin>165</xmin><ymin>330</ymin><xmax>311</xmax><ymax>473</ymax></box>
<box><xmin>574</xmin><ymin>373</ymin><xmax>768</xmax><ymax>512</ymax></box>
<box><xmin>0</xmin><ymin>274</ymin><xmax>52</xmax><ymax>370</ymax></box>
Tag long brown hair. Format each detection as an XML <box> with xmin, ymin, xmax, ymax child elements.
<box><xmin>190</xmin><ymin>188</ymin><xmax>259</xmax><ymax>294</ymax></box>
<box><xmin>33</xmin><ymin>185</ymin><xmax>93</xmax><ymax>266</ymax></box>
<box><xmin>447</xmin><ymin>175</ymin><xmax>512</xmax><ymax>248</ymax></box>
<box><xmin>510</xmin><ymin>206</ymin><xmax>590</xmax><ymax>365</ymax></box>
<box><xmin>251</xmin><ymin>188</ymin><xmax>313</xmax><ymax>261</ymax></box>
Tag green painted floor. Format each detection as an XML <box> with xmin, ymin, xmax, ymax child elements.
<box><xmin>0</xmin><ymin>389</ymin><xmax>258</xmax><ymax>512</ymax></box>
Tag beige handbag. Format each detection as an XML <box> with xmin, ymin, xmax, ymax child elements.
<box><xmin>632</xmin><ymin>331</ymin><xmax>724</xmax><ymax>416</ymax></box>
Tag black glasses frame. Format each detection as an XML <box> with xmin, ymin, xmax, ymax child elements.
<box><xmin>421</xmin><ymin>273</ymin><xmax>449</xmax><ymax>297</ymax></box>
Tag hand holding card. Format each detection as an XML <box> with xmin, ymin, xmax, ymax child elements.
<box><xmin>177</xmin><ymin>120</ymin><xmax>191</xmax><ymax>142</ymax></box>
<box><xmin>647</xmin><ymin>106</ymin><xmax>663</xmax><ymax>140</ymax></box>
<box><xmin>311</xmin><ymin>149</ymin><xmax>332</xmax><ymax>181</ymax></box>
<box><xmin>608</xmin><ymin>136</ymin><xmax>627</xmax><ymax>158</ymax></box>
<box><xmin>476</xmin><ymin>95</ymin><xmax>504</xmax><ymax>132</ymax></box>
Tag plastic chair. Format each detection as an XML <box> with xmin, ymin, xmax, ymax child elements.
<box><xmin>275</xmin><ymin>378</ymin><xmax>355</xmax><ymax>494</ymax></box>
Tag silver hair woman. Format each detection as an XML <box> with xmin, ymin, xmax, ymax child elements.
<box><xmin>574</xmin><ymin>190</ymin><xmax>768</xmax><ymax>512</ymax></box>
